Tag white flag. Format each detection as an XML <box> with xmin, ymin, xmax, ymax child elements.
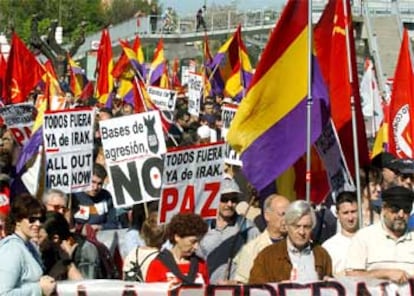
<box><xmin>360</xmin><ymin>58</ymin><xmax>383</xmax><ymax>138</ymax></box>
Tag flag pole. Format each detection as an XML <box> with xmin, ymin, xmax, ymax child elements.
<box><xmin>343</xmin><ymin>0</ymin><xmax>363</xmax><ymax>228</ymax></box>
<box><xmin>305</xmin><ymin>0</ymin><xmax>313</xmax><ymax>203</ymax></box>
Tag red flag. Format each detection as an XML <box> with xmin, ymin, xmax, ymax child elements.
<box><xmin>4</xmin><ymin>33</ymin><xmax>45</xmax><ymax>104</ymax></box>
<box><xmin>171</xmin><ymin>58</ymin><xmax>182</xmax><ymax>90</ymax></box>
<box><xmin>0</xmin><ymin>53</ymin><xmax>6</xmax><ymax>101</ymax></box>
<box><xmin>388</xmin><ymin>29</ymin><xmax>414</xmax><ymax>158</ymax></box>
<box><xmin>95</xmin><ymin>28</ymin><xmax>113</xmax><ymax>104</ymax></box>
<box><xmin>79</xmin><ymin>81</ymin><xmax>94</xmax><ymax>101</ymax></box>
<box><xmin>315</xmin><ymin>0</ymin><xmax>369</xmax><ymax>175</ymax></box>
<box><xmin>111</xmin><ymin>40</ymin><xmax>131</xmax><ymax>80</ymax></box>
<box><xmin>132</xmin><ymin>77</ymin><xmax>147</xmax><ymax>114</ymax></box>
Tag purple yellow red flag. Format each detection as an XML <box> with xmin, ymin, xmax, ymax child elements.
<box><xmin>209</xmin><ymin>25</ymin><xmax>253</xmax><ymax>100</ymax></box>
<box><xmin>148</xmin><ymin>39</ymin><xmax>165</xmax><ymax>86</ymax></box>
<box><xmin>227</xmin><ymin>0</ymin><xmax>330</xmax><ymax>191</ymax></box>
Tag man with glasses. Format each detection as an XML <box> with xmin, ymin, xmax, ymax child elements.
<box><xmin>249</xmin><ymin>200</ymin><xmax>332</xmax><ymax>284</ymax></box>
<box><xmin>389</xmin><ymin>159</ymin><xmax>414</xmax><ymax>190</ymax></box>
<box><xmin>198</xmin><ymin>178</ymin><xmax>259</xmax><ymax>284</ymax></box>
<box><xmin>345</xmin><ymin>186</ymin><xmax>414</xmax><ymax>284</ymax></box>
<box><xmin>43</xmin><ymin>189</ymin><xmax>68</xmax><ymax>215</ymax></box>
<box><xmin>43</xmin><ymin>188</ymin><xmax>71</xmax><ymax>225</ymax></box>
<box><xmin>234</xmin><ymin>194</ymin><xmax>290</xmax><ymax>283</ymax></box>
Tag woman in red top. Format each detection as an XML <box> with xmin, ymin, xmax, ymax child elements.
<box><xmin>146</xmin><ymin>212</ymin><xmax>209</xmax><ymax>286</ymax></box>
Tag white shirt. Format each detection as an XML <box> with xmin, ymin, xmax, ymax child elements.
<box><xmin>322</xmin><ymin>232</ymin><xmax>353</xmax><ymax>277</ymax></box>
<box><xmin>345</xmin><ymin>221</ymin><xmax>414</xmax><ymax>275</ymax></box>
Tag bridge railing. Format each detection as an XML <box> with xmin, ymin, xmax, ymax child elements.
<box><xmin>73</xmin><ymin>2</ymin><xmax>414</xmax><ymax>58</ymax></box>
<box><xmin>165</xmin><ymin>9</ymin><xmax>280</xmax><ymax>35</ymax></box>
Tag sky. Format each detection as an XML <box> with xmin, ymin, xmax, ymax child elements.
<box><xmin>158</xmin><ymin>0</ymin><xmax>287</xmax><ymax>16</ymax></box>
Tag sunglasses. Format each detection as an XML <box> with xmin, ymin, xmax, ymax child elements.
<box><xmin>387</xmin><ymin>205</ymin><xmax>412</xmax><ymax>214</ymax></box>
<box><xmin>48</xmin><ymin>204</ymin><xmax>68</xmax><ymax>212</ymax></box>
<box><xmin>220</xmin><ymin>195</ymin><xmax>238</xmax><ymax>203</ymax></box>
<box><xmin>28</xmin><ymin>216</ymin><xmax>46</xmax><ymax>224</ymax></box>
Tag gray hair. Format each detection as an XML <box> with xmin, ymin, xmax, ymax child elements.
<box><xmin>284</xmin><ymin>200</ymin><xmax>316</xmax><ymax>229</ymax></box>
<box><xmin>42</xmin><ymin>188</ymin><xmax>68</xmax><ymax>205</ymax></box>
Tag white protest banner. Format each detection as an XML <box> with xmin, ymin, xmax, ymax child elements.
<box><xmin>0</xmin><ymin>103</ymin><xmax>35</xmax><ymax>127</ymax></box>
<box><xmin>0</xmin><ymin>103</ymin><xmax>35</xmax><ymax>146</ymax></box>
<box><xmin>181</xmin><ymin>66</ymin><xmax>189</xmax><ymax>85</ymax></box>
<box><xmin>147</xmin><ymin>86</ymin><xmax>177</xmax><ymax>111</ymax></box>
<box><xmin>99</xmin><ymin>111</ymin><xmax>167</xmax><ymax>208</ymax></box>
<box><xmin>188</xmin><ymin>73</ymin><xmax>203</xmax><ymax>117</ymax></box>
<box><xmin>159</xmin><ymin>142</ymin><xmax>225</xmax><ymax>224</ymax></box>
<box><xmin>56</xmin><ymin>278</ymin><xmax>412</xmax><ymax>296</ymax></box>
<box><xmin>222</xmin><ymin>104</ymin><xmax>242</xmax><ymax>166</ymax></box>
<box><xmin>315</xmin><ymin>121</ymin><xmax>355</xmax><ymax>196</ymax></box>
<box><xmin>43</xmin><ymin>108</ymin><xmax>94</xmax><ymax>193</ymax></box>
<box><xmin>181</xmin><ymin>64</ymin><xmax>196</xmax><ymax>85</ymax></box>
<box><xmin>50</xmin><ymin>94</ymin><xmax>67</xmax><ymax>111</ymax></box>
<box><xmin>221</xmin><ymin>104</ymin><xmax>238</xmax><ymax>139</ymax></box>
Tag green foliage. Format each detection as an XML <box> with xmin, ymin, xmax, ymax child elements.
<box><xmin>0</xmin><ymin>0</ymin><xmax>157</xmax><ymax>43</ymax></box>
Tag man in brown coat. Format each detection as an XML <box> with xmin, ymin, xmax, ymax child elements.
<box><xmin>249</xmin><ymin>200</ymin><xmax>332</xmax><ymax>284</ymax></box>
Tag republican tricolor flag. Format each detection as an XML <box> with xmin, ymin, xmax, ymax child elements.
<box><xmin>227</xmin><ymin>0</ymin><xmax>330</xmax><ymax>191</ymax></box>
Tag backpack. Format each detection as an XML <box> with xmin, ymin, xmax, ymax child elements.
<box><xmin>124</xmin><ymin>247</ymin><xmax>158</xmax><ymax>282</ymax></box>
<box><xmin>74</xmin><ymin>225</ymin><xmax>121</xmax><ymax>279</ymax></box>
<box><xmin>156</xmin><ymin>249</ymin><xmax>201</xmax><ymax>285</ymax></box>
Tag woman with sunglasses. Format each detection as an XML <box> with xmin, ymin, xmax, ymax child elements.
<box><xmin>0</xmin><ymin>194</ymin><xmax>56</xmax><ymax>296</ymax></box>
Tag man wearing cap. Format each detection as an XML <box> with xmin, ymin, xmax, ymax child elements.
<box><xmin>345</xmin><ymin>186</ymin><xmax>414</xmax><ymax>284</ymax></box>
<box><xmin>371</xmin><ymin>152</ymin><xmax>397</xmax><ymax>190</ymax></box>
<box><xmin>389</xmin><ymin>159</ymin><xmax>414</xmax><ymax>189</ymax></box>
<box><xmin>198</xmin><ymin>178</ymin><xmax>260</xmax><ymax>284</ymax></box>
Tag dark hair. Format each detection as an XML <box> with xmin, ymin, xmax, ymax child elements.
<box><xmin>5</xmin><ymin>193</ymin><xmax>45</xmax><ymax>235</ymax></box>
<box><xmin>93</xmin><ymin>163</ymin><xmax>107</xmax><ymax>180</ymax></box>
<box><xmin>175</xmin><ymin>110</ymin><xmax>190</xmax><ymax>121</ymax></box>
<box><xmin>130</xmin><ymin>201</ymin><xmax>159</xmax><ymax>230</ymax></box>
<box><xmin>99</xmin><ymin>107</ymin><xmax>113</xmax><ymax>117</ymax></box>
<box><xmin>335</xmin><ymin>191</ymin><xmax>357</xmax><ymax>210</ymax></box>
<box><xmin>166</xmin><ymin>213</ymin><xmax>208</xmax><ymax>244</ymax></box>
<box><xmin>42</xmin><ymin>211</ymin><xmax>71</xmax><ymax>240</ymax></box>
<box><xmin>360</xmin><ymin>166</ymin><xmax>382</xmax><ymax>191</ymax></box>
<box><xmin>141</xmin><ymin>216</ymin><xmax>166</xmax><ymax>249</ymax></box>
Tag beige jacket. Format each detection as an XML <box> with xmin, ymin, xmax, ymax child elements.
<box><xmin>234</xmin><ymin>230</ymin><xmax>273</xmax><ymax>283</ymax></box>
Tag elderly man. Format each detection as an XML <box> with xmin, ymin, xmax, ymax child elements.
<box><xmin>249</xmin><ymin>200</ymin><xmax>332</xmax><ymax>284</ymax></box>
<box><xmin>322</xmin><ymin>191</ymin><xmax>358</xmax><ymax>277</ymax></box>
<box><xmin>43</xmin><ymin>189</ymin><xmax>68</xmax><ymax>215</ymax></box>
<box><xmin>345</xmin><ymin>186</ymin><xmax>414</xmax><ymax>284</ymax></box>
<box><xmin>234</xmin><ymin>194</ymin><xmax>290</xmax><ymax>283</ymax></box>
<box><xmin>198</xmin><ymin>178</ymin><xmax>259</xmax><ymax>284</ymax></box>
<box><xmin>42</xmin><ymin>188</ymin><xmax>72</xmax><ymax>224</ymax></box>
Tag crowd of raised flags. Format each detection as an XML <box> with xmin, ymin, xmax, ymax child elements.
<box><xmin>0</xmin><ymin>0</ymin><xmax>412</xmax><ymax>204</ymax></box>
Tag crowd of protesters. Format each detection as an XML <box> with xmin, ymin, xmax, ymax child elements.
<box><xmin>1</xmin><ymin>75</ymin><xmax>414</xmax><ymax>294</ymax></box>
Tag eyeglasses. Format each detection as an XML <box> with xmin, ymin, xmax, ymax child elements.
<box><xmin>27</xmin><ymin>216</ymin><xmax>46</xmax><ymax>224</ymax></box>
<box><xmin>220</xmin><ymin>195</ymin><xmax>238</xmax><ymax>203</ymax></box>
<box><xmin>387</xmin><ymin>205</ymin><xmax>412</xmax><ymax>214</ymax></box>
<box><xmin>48</xmin><ymin>204</ymin><xmax>68</xmax><ymax>212</ymax></box>
<box><xmin>400</xmin><ymin>173</ymin><xmax>414</xmax><ymax>180</ymax></box>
